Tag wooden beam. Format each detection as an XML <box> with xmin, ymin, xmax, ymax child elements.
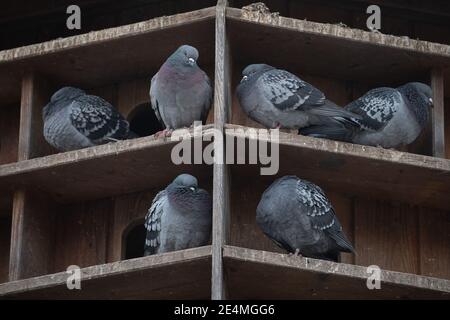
<box><xmin>9</xmin><ymin>190</ymin><xmax>54</xmax><ymax>281</ymax></box>
<box><xmin>1</xmin><ymin>246</ymin><xmax>212</xmax><ymax>299</ymax></box>
<box><xmin>211</xmin><ymin>0</ymin><xmax>231</xmax><ymax>300</ymax></box>
<box><xmin>223</xmin><ymin>246</ymin><xmax>450</xmax><ymax>299</ymax></box>
<box><xmin>431</xmin><ymin>69</ymin><xmax>445</xmax><ymax>158</ymax></box>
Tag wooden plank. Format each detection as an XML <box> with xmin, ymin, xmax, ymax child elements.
<box><xmin>0</xmin><ymin>126</ymin><xmax>214</xmax><ymax>203</ymax></box>
<box><xmin>226</xmin><ymin>125</ymin><xmax>450</xmax><ymax>210</ymax></box>
<box><xmin>223</xmin><ymin>246</ymin><xmax>450</xmax><ymax>299</ymax></box>
<box><xmin>0</xmin><ymin>246</ymin><xmax>212</xmax><ymax>299</ymax></box>
<box><xmin>419</xmin><ymin>208</ymin><xmax>450</xmax><ymax>280</ymax></box>
<box><xmin>18</xmin><ymin>73</ymin><xmax>55</xmax><ymax>160</ymax></box>
<box><xmin>211</xmin><ymin>0</ymin><xmax>230</xmax><ymax>300</ymax></box>
<box><xmin>8</xmin><ymin>190</ymin><xmax>55</xmax><ymax>280</ymax></box>
<box><xmin>354</xmin><ymin>199</ymin><xmax>419</xmax><ymax>274</ymax></box>
<box><xmin>0</xmin><ymin>216</ymin><xmax>11</xmax><ymax>283</ymax></box>
<box><xmin>52</xmin><ymin>199</ymin><xmax>112</xmax><ymax>273</ymax></box>
<box><xmin>0</xmin><ymin>8</ymin><xmax>216</xmax><ymax>106</ymax></box>
<box><xmin>431</xmin><ymin>69</ymin><xmax>445</xmax><ymax>158</ymax></box>
<box><xmin>0</xmin><ymin>104</ymin><xmax>19</xmax><ymax>165</ymax></box>
<box><xmin>446</xmin><ymin>97</ymin><xmax>450</xmax><ymax>159</ymax></box>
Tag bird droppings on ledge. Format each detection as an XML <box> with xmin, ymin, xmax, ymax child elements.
<box><xmin>241</xmin><ymin>2</ymin><xmax>279</xmax><ymax>22</ymax></box>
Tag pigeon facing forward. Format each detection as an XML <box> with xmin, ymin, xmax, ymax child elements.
<box><xmin>236</xmin><ymin>64</ymin><xmax>360</xmax><ymax>129</ymax></box>
<box><xmin>150</xmin><ymin>45</ymin><xmax>213</xmax><ymax>135</ymax></box>
<box><xmin>144</xmin><ymin>174</ymin><xmax>212</xmax><ymax>256</ymax></box>
<box><xmin>300</xmin><ymin>82</ymin><xmax>433</xmax><ymax>149</ymax></box>
<box><xmin>256</xmin><ymin>176</ymin><xmax>355</xmax><ymax>262</ymax></box>
<box><xmin>43</xmin><ymin>87</ymin><xmax>129</xmax><ymax>151</ymax></box>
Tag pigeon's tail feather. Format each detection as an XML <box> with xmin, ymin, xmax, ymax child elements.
<box><xmin>299</xmin><ymin>125</ymin><xmax>353</xmax><ymax>142</ymax></box>
<box><xmin>330</xmin><ymin>232</ymin><xmax>356</xmax><ymax>254</ymax></box>
<box><xmin>309</xmin><ymin>100</ymin><xmax>362</xmax><ymax>127</ymax></box>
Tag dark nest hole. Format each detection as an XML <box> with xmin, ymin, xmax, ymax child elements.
<box><xmin>127</xmin><ymin>102</ymin><xmax>163</xmax><ymax>138</ymax></box>
<box><xmin>123</xmin><ymin>221</ymin><xmax>146</xmax><ymax>259</ymax></box>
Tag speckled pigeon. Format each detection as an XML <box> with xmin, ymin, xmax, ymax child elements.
<box><xmin>236</xmin><ymin>64</ymin><xmax>361</xmax><ymax>129</ymax></box>
<box><xmin>256</xmin><ymin>176</ymin><xmax>355</xmax><ymax>262</ymax></box>
<box><xmin>150</xmin><ymin>45</ymin><xmax>213</xmax><ymax>135</ymax></box>
<box><xmin>144</xmin><ymin>174</ymin><xmax>212</xmax><ymax>256</ymax></box>
<box><xmin>43</xmin><ymin>87</ymin><xmax>129</xmax><ymax>151</ymax></box>
<box><xmin>300</xmin><ymin>82</ymin><xmax>433</xmax><ymax>148</ymax></box>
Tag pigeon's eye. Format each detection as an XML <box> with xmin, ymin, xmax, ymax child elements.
<box><xmin>187</xmin><ymin>57</ymin><xmax>195</xmax><ymax>66</ymax></box>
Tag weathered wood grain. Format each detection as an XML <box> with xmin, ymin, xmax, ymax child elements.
<box><xmin>0</xmin><ymin>126</ymin><xmax>214</xmax><ymax>203</ymax></box>
<box><xmin>226</xmin><ymin>125</ymin><xmax>450</xmax><ymax>210</ymax></box>
<box><xmin>431</xmin><ymin>69</ymin><xmax>445</xmax><ymax>158</ymax></box>
<box><xmin>223</xmin><ymin>246</ymin><xmax>450</xmax><ymax>299</ymax></box>
<box><xmin>211</xmin><ymin>0</ymin><xmax>231</xmax><ymax>300</ymax></box>
<box><xmin>0</xmin><ymin>246</ymin><xmax>212</xmax><ymax>299</ymax></box>
<box><xmin>0</xmin><ymin>216</ymin><xmax>11</xmax><ymax>283</ymax></box>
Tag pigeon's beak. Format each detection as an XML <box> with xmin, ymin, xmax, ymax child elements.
<box><xmin>429</xmin><ymin>97</ymin><xmax>434</xmax><ymax>108</ymax></box>
<box><xmin>188</xmin><ymin>57</ymin><xmax>195</xmax><ymax>66</ymax></box>
<box><xmin>189</xmin><ymin>186</ymin><xmax>196</xmax><ymax>192</ymax></box>
<box><xmin>240</xmin><ymin>75</ymin><xmax>248</xmax><ymax>83</ymax></box>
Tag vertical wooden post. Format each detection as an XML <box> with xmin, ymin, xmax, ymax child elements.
<box><xmin>9</xmin><ymin>74</ymin><xmax>55</xmax><ymax>281</ymax></box>
<box><xmin>431</xmin><ymin>69</ymin><xmax>445</xmax><ymax>158</ymax></box>
<box><xmin>211</xmin><ymin>0</ymin><xmax>231</xmax><ymax>300</ymax></box>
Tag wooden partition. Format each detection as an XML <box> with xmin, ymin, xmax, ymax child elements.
<box><xmin>0</xmin><ymin>1</ymin><xmax>449</xmax><ymax>299</ymax></box>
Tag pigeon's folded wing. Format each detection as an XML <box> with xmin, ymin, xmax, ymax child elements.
<box><xmin>150</xmin><ymin>75</ymin><xmax>165</xmax><ymax>128</ymax></box>
<box><xmin>260</xmin><ymin>70</ymin><xmax>326</xmax><ymax>111</ymax></box>
<box><xmin>295</xmin><ymin>179</ymin><xmax>354</xmax><ymax>253</ymax></box>
<box><xmin>346</xmin><ymin>87</ymin><xmax>401</xmax><ymax>131</ymax></box>
<box><xmin>70</xmin><ymin>95</ymin><xmax>129</xmax><ymax>141</ymax></box>
<box><xmin>144</xmin><ymin>190</ymin><xmax>167</xmax><ymax>255</ymax></box>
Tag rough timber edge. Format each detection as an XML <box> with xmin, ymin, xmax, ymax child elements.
<box><xmin>0</xmin><ymin>7</ymin><xmax>216</xmax><ymax>64</ymax></box>
<box><xmin>0</xmin><ymin>246</ymin><xmax>211</xmax><ymax>297</ymax></box>
<box><xmin>224</xmin><ymin>246</ymin><xmax>450</xmax><ymax>294</ymax></box>
<box><xmin>0</xmin><ymin>125</ymin><xmax>215</xmax><ymax>178</ymax></box>
<box><xmin>226</xmin><ymin>7</ymin><xmax>450</xmax><ymax>59</ymax></box>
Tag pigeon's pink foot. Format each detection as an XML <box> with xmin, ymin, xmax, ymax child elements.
<box><xmin>154</xmin><ymin>129</ymin><xmax>173</xmax><ymax>138</ymax></box>
<box><xmin>288</xmin><ymin>249</ymin><xmax>302</xmax><ymax>257</ymax></box>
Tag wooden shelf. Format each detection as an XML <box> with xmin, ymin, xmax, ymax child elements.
<box><xmin>0</xmin><ymin>126</ymin><xmax>214</xmax><ymax>203</ymax></box>
<box><xmin>0</xmin><ymin>7</ymin><xmax>216</xmax><ymax>105</ymax></box>
<box><xmin>227</xmin><ymin>7</ymin><xmax>450</xmax><ymax>95</ymax></box>
<box><xmin>223</xmin><ymin>246</ymin><xmax>450</xmax><ymax>299</ymax></box>
<box><xmin>226</xmin><ymin>124</ymin><xmax>450</xmax><ymax>210</ymax></box>
<box><xmin>0</xmin><ymin>246</ymin><xmax>212</xmax><ymax>299</ymax></box>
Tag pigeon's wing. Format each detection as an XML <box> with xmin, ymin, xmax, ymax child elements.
<box><xmin>260</xmin><ymin>70</ymin><xmax>326</xmax><ymax>111</ymax></box>
<box><xmin>70</xmin><ymin>95</ymin><xmax>129</xmax><ymax>142</ymax></box>
<box><xmin>200</xmin><ymin>73</ymin><xmax>213</xmax><ymax>124</ymax></box>
<box><xmin>346</xmin><ymin>87</ymin><xmax>401</xmax><ymax>131</ymax></box>
<box><xmin>144</xmin><ymin>190</ymin><xmax>167</xmax><ymax>255</ymax></box>
<box><xmin>295</xmin><ymin>179</ymin><xmax>354</xmax><ymax>253</ymax></box>
<box><xmin>150</xmin><ymin>75</ymin><xmax>165</xmax><ymax>128</ymax></box>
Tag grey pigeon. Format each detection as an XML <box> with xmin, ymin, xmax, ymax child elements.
<box><xmin>236</xmin><ymin>64</ymin><xmax>361</xmax><ymax>129</ymax></box>
<box><xmin>300</xmin><ymin>82</ymin><xmax>433</xmax><ymax>149</ymax></box>
<box><xmin>144</xmin><ymin>174</ymin><xmax>212</xmax><ymax>256</ymax></box>
<box><xmin>150</xmin><ymin>45</ymin><xmax>213</xmax><ymax>135</ymax></box>
<box><xmin>43</xmin><ymin>87</ymin><xmax>129</xmax><ymax>151</ymax></box>
<box><xmin>256</xmin><ymin>176</ymin><xmax>355</xmax><ymax>262</ymax></box>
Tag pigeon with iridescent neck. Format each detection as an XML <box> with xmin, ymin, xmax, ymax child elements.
<box><xmin>144</xmin><ymin>174</ymin><xmax>212</xmax><ymax>256</ymax></box>
<box><xmin>150</xmin><ymin>45</ymin><xmax>213</xmax><ymax>137</ymax></box>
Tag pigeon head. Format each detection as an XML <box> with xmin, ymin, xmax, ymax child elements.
<box><xmin>240</xmin><ymin>64</ymin><xmax>274</xmax><ymax>83</ymax></box>
<box><xmin>398</xmin><ymin>82</ymin><xmax>432</xmax><ymax>127</ymax></box>
<box><xmin>172</xmin><ymin>173</ymin><xmax>198</xmax><ymax>191</ymax></box>
<box><xmin>43</xmin><ymin>87</ymin><xmax>85</xmax><ymax>119</ymax></box>
<box><xmin>167</xmin><ymin>45</ymin><xmax>200</xmax><ymax>68</ymax></box>
<box><xmin>167</xmin><ymin>174</ymin><xmax>211</xmax><ymax>212</ymax></box>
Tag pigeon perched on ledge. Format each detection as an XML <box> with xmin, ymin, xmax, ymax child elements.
<box><xmin>256</xmin><ymin>176</ymin><xmax>355</xmax><ymax>262</ymax></box>
<box><xmin>144</xmin><ymin>174</ymin><xmax>212</xmax><ymax>256</ymax></box>
<box><xmin>43</xmin><ymin>87</ymin><xmax>129</xmax><ymax>151</ymax></box>
<box><xmin>300</xmin><ymin>82</ymin><xmax>433</xmax><ymax>149</ymax></box>
<box><xmin>236</xmin><ymin>64</ymin><xmax>361</xmax><ymax>129</ymax></box>
<box><xmin>150</xmin><ymin>45</ymin><xmax>213</xmax><ymax>136</ymax></box>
